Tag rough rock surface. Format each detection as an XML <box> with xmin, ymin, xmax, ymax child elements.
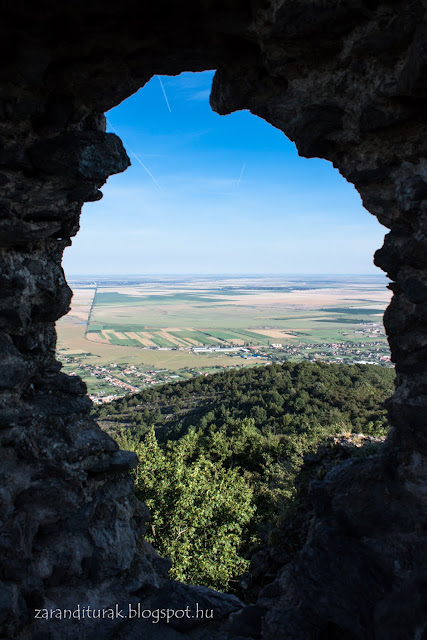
<box><xmin>241</xmin><ymin>434</ymin><xmax>388</xmax><ymax>604</ymax></box>
<box><xmin>0</xmin><ymin>1</ymin><xmax>426</xmax><ymax>639</ymax></box>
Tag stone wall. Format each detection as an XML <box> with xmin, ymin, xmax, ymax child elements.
<box><xmin>0</xmin><ymin>1</ymin><xmax>426</xmax><ymax>638</ymax></box>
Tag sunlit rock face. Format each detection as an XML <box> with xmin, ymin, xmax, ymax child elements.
<box><xmin>0</xmin><ymin>1</ymin><xmax>426</xmax><ymax>638</ymax></box>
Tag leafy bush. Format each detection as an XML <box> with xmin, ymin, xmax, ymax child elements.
<box><xmin>117</xmin><ymin>427</ymin><xmax>255</xmax><ymax>591</ymax></box>
<box><xmin>107</xmin><ymin>363</ymin><xmax>394</xmax><ymax>591</ymax></box>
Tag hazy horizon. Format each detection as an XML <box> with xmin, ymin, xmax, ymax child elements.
<box><xmin>66</xmin><ymin>273</ymin><xmax>388</xmax><ymax>279</ymax></box>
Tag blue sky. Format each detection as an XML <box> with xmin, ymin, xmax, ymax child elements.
<box><xmin>63</xmin><ymin>71</ymin><xmax>386</xmax><ymax>275</ymax></box>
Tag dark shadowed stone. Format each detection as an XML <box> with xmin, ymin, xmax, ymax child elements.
<box><xmin>145</xmin><ymin>581</ymin><xmax>243</xmax><ymax>631</ymax></box>
<box><xmin>397</xmin><ymin>22</ymin><xmax>427</xmax><ymax>96</ymax></box>
<box><xmin>35</xmin><ymin>372</ymin><xmax>87</xmax><ymax>395</ymax></box>
<box><xmin>110</xmin><ymin>621</ymin><xmax>192</xmax><ymax>640</ymax></box>
<box><xmin>0</xmin><ymin>581</ymin><xmax>14</xmax><ymax>624</ymax></box>
<box><xmin>291</xmin><ymin>103</ymin><xmax>345</xmax><ymax>158</ymax></box>
<box><xmin>29</xmin><ymin>132</ymin><xmax>130</xmax><ymax>182</ymax></box>
<box><xmin>227</xmin><ymin>604</ymin><xmax>267</xmax><ymax>638</ymax></box>
<box><xmin>34</xmin><ymin>91</ymin><xmax>76</xmax><ymax>131</ymax></box>
<box><xmin>0</xmin><ymin>219</ymin><xmax>63</xmax><ymax>246</ymax></box>
<box><xmin>404</xmin><ymin>276</ymin><xmax>427</xmax><ymax>304</ymax></box>
<box><xmin>32</xmin><ymin>394</ymin><xmax>93</xmax><ymax>415</ymax></box>
<box><xmin>88</xmin><ymin>450</ymin><xmax>138</xmax><ymax>474</ymax></box>
<box><xmin>0</xmin><ymin>332</ymin><xmax>27</xmax><ymax>390</ymax></box>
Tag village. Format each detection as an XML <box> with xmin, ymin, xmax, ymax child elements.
<box><xmin>59</xmin><ymin>329</ymin><xmax>392</xmax><ymax>403</ymax></box>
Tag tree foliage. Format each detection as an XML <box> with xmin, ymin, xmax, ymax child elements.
<box><xmin>117</xmin><ymin>426</ymin><xmax>255</xmax><ymax>591</ymax></box>
<box><xmin>102</xmin><ymin>362</ymin><xmax>394</xmax><ymax>442</ymax></box>
<box><xmin>105</xmin><ymin>363</ymin><xmax>395</xmax><ymax>591</ymax></box>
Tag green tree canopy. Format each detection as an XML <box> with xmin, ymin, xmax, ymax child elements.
<box><xmin>118</xmin><ymin>426</ymin><xmax>255</xmax><ymax>591</ymax></box>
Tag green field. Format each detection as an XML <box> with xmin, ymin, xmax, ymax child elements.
<box><xmin>82</xmin><ymin>278</ymin><xmax>390</xmax><ymax>349</ymax></box>
<box><xmin>56</xmin><ymin>276</ymin><xmax>392</xmax><ymax>390</ymax></box>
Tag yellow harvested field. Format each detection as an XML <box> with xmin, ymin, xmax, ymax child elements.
<box><xmin>250</xmin><ymin>329</ymin><xmax>295</xmax><ymax>339</ymax></box>
<box><xmin>158</xmin><ymin>331</ymin><xmax>188</xmax><ymax>346</ymax></box>
<box><xmin>87</xmin><ymin>332</ymin><xmax>110</xmax><ymax>344</ymax></box>
<box><xmin>61</xmin><ymin>286</ymin><xmax>96</xmax><ymax>322</ymax></box>
<box><xmin>69</xmin><ymin>309</ymin><xmax>91</xmax><ymax>322</ymax></box>
<box><xmin>101</xmin><ymin>330</ymin><xmax>124</xmax><ymax>341</ymax></box>
<box><xmin>139</xmin><ymin>331</ymin><xmax>157</xmax><ymax>346</ymax></box>
<box><xmin>70</xmin><ymin>288</ymin><xmax>96</xmax><ymax>303</ymax></box>
<box><xmin>111</xmin><ymin>331</ymin><xmax>127</xmax><ymax>340</ymax></box>
<box><xmin>57</xmin><ymin>276</ymin><xmax>391</xmax><ymax>382</ymax></box>
<box><xmin>98</xmin><ymin>330</ymin><xmax>128</xmax><ymax>341</ymax></box>
<box><xmin>99</xmin><ymin>287</ymin><xmax>187</xmax><ymax>297</ymax></box>
<box><xmin>99</xmin><ymin>286</ymin><xmax>143</xmax><ymax>296</ymax></box>
<box><xmin>183</xmin><ymin>337</ymin><xmax>201</xmax><ymax>346</ymax></box>
<box><xmin>124</xmin><ymin>332</ymin><xmax>151</xmax><ymax>346</ymax></box>
<box><xmin>230</xmin><ymin>288</ymin><xmax>391</xmax><ymax>308</ymax></box>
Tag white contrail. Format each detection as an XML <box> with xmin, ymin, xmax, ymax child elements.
<box><xmin>129</xmin><ymin>152</ymin><xmax>162</xmax><ymax>189</ymax></box>
<box><xmin>107</xmin><ymin>118</ymin><xmax>161</xmax><ymax>189</ymax></box>
<box><xmin>237</xmin><ymin>163</ymin><xmax>246</xmax><ymax>187</ymax></box>
<box><xmin>158</xmin><ymin>76</ymin><xmax>172</xmax><ymax>112</ymax></box>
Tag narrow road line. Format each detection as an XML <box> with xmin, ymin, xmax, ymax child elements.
<box><xmin>84</xmin><ymin>284</ymin><xmax>98</xmax><ymax>338</ymax></box>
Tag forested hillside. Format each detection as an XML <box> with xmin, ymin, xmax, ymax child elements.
<box><xmin>96</xmin><ymin>363</ymin><xmax>395</xmax><ymax>593</ymax></box>
<box><xmin>99</xmin><ymin>362</ymin><xmax>394</xmax><ymax>440</ymax></box>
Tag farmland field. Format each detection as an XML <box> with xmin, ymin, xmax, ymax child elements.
<box><xmin>85</xmin><ymin>276</ymin><xmax>390</xmax><ymax>346</ymax></box>
<box><xmin>56</xmin><ymin>275</ymin><xmax>392</xmax><ymax>398</ymax></box>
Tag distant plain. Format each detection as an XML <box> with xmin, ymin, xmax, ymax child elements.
<box><xmin>56</xmin><ymin>275</ymin><xmax>391</xmax><ymax>369</ymax></box>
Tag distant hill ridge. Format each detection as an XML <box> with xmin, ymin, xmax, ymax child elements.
<box><xmin>96</xmin><ymin>362</ymin><xmax>395</xmax><ymax>592</ymax></box>
<box><xmin>97</xmin><ymin>361</ymin><xmax>395</xmax><ymax>443</ymax></box>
